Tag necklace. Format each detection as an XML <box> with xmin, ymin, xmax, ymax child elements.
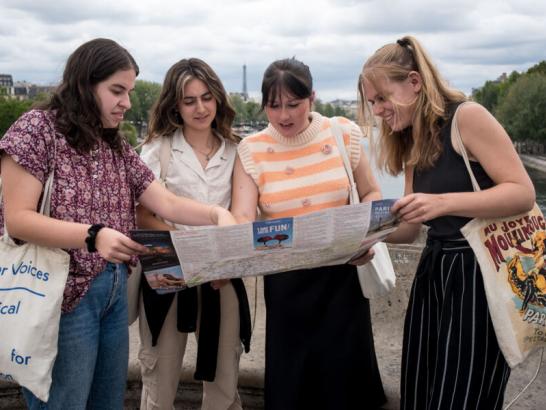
<box><xmin>188</xmin><ymin>139</ymin><xmax>216</xmax><ymax>162</ymax></box>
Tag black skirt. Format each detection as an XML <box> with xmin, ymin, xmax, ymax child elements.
<box><xmin>401</xmin><ymin>238</ymin><xmax>511</xmax><ymax>410</ymax></box>
<box><xmin>264</xmin><ymin>263</ymin><xmax>386</xmax><ymax>410</ymax></box>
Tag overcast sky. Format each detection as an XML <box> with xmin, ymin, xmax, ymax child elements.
<box><xmin>1</xmin><ymin>0</ymin><xmax>545</xmax><ymax>102</ymax></box>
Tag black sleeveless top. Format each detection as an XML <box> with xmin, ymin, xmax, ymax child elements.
<box><xmin>413</xmin><ymin>103</ymin><xmax>494</xmax><ymax>239</ymax></box>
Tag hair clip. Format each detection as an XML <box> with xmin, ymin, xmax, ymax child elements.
<box><xmin>397</xmin><ymin>38</ymin><xmax>410</xmax><ymax>48</ymax></box>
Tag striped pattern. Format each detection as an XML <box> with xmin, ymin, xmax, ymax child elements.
<box><xmin>401</xmin><ymin>240</ymin><xmax>511</xmax><ymax>410</ymax></box>
<box><xmin>238</xmin><ymin>112</ymin><xmax>362</xmax><ymax>219</ymax></box>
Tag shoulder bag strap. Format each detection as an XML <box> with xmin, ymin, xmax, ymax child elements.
<box><xmin>331</xmin><ymin>117</ymin><xmax>359</xmax><ymax>205</ymax></box>
<box><xmin>451</xmin><ymin>102</ymin><xmax>482</xmax><ymax>193</ymax></box>
<box><xmin>2</xmin><ymin>135</ymin><xmax>56</xmax><ymax>240</ymax></box>
<box><xmin>158</xmin><ymin>136</ymin><xmax>172</xmax><ymax>184</ymax></box>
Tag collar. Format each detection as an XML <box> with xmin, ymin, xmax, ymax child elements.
<box><xmin>171</xmin><ymin>128</ymin><xmax>228</xmax><ymax>165</ymax></box>
<box><xmin>265</xmin><ymin>111</ymin><xmax>323</xmax><ymax>146</ymax></box>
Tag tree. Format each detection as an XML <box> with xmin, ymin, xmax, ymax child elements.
<box><xmin>125</xmin><ymin>80</ymin><xmax>162</xmax><ymax>140</ymax></box>
<box><xmin>0</xmin><ymin>97</ymin><xmax>33</xmax><ymax>137</ymax></box>
<box><xmin>313</xmin><ymin>99</ymin><xmax>353</xmax><ymax>119</ymax></box>
<box><xmin>473</xmin><ymin>71</ymin><xmax>520</xmax><ymax>112</ymax></box>
<box><xmin>230</xmin><ymin>94</ymin><xmax>267</xmax><ymax>125</ymax></box>
<box><xmin>257</xmin><ymin>236</ymin><xmax>273</xmax><ymax>247</ymax></box>
<box><xmin>527</xmin><ymin>61</ymin><xmax>546</xmax><ymax>76</ymax></box>
<box><xmin>473</xmin><ymin>80</ymin><xmax>502</xmax><ymax>112</ymax></box>
<box><xmin>120</xmin><ymin>121</ymin><xmax>138</xmax><ymax>148</ymax></box>
<box><xmin>495</xmin><ymin>73</ymin><xmax>546</xmax><ymax>142</ymax></box>
<box><xmin>273</xmin><ymin>234</ymin><xmax>289</xmax><ymax>246</ymax></box>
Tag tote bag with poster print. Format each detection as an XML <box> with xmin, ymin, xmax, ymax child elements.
<box><xmin>0</xmin><ymin>171</ymin><xmax>70</xmax><ymax>401</ymax></box>
<box><xmin>453</xmin><ymin>103</ymin><xmax>546</xmax><ymax>368</ymax></box>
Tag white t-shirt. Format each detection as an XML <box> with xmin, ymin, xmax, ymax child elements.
<box><xmin>140</xmin><ymin>128</ymin><xmax>237</xmax><ymax>229</ymax></box>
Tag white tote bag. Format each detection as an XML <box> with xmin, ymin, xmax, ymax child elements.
<box><xmin>0</xmin><ymin>173</ymin><xmax>70</xmax><ymax>401</ymax></box>
<box><xmin>331</xmin><ymin>118</ymin><xmax>396</xmax><ymax>299</ymax></box>
<box><xmin>452</xmin><ymin>104</ymin><xmax>546</xmax><ymax>368</ymax></box>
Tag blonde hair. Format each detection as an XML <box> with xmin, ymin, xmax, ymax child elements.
<box><xmin>358</xmin><ymin>35</ymin><xmax>466</xmax><ymax>175</ymax></box>
<box><xmin>144</xmin><ymin>58</ymin><xmax>239</xmax><ymax>144</ymax></box>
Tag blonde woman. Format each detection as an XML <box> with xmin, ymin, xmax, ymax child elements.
<box><xmin>359</xmin><ymin>36</ymin><xmax>535</xmax><ymax>409</ymax></box>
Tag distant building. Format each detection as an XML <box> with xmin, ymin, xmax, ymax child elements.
<box><xmin>0</xmin><ymin>75</ymin><xmax>56</xmax><ymax>100</ymax></box>
<box><xmin>329</xmin><ymin>99</ymin><xmax>358</xmax><ymax>118</ymax></box>
<box><xmin>496</xmin><ymin>72</ymin><xmax>508</xmax><ymax>83</ymax></box>
<box><xmin>28</xmin><ymin>84</ymin><xmax>56</xmax><ymax>99</ymax></box>
<box><xmin>0</xmin><ymin>74</ymin><xmax>13</xmax><ymax>96</ymax></box>
<box><xmin>0</xmin><ymin>74</ymin><xmax>13</xmax><ymax>87</ymax></box>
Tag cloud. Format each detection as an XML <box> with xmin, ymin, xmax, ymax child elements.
<box><xmin>1</xmin><ymin>0</ymin><xmax>545</xmax><ymax>100</ymax></box>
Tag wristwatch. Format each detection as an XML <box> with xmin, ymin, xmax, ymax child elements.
<box><xmin>85</xmin><ymin>224</ymin><xmax>105</xmax><ymax>253</ymax></box>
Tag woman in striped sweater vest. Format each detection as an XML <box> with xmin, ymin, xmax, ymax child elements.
<box><xmin>231</xmin><ymin>58</ymin><xmax>387</xmax><ymax>410</ymax></box>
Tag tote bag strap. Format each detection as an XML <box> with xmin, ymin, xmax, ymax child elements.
<box><xmin>451</xmin><ymin>102</ymin><xmax>482</xmax><ymax>193</ymax></box>
<box><xmin>2</xmin><ymin>135</ymin><xmax>56</xmax><ymax>240</ymax></box>
<box><xmin>158</xmin><ymin>135</ymin><xmax>173</xmax><ymax>184</ymax></box>
<box><xmin>331</xmin><ymin>117</ymin><xmax>359</xmax><ymax>205</ymax></box>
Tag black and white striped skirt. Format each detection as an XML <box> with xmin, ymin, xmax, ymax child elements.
<box><xmin>401</xmin><ymin>238</ymin><xmax>511</xmax><ymax>410</ymax></box>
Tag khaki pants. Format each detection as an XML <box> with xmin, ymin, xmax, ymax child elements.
<box><xmin>138</xmin><ymin>283</ymin><xmax>243</xmax><ymax>410</ymax></box>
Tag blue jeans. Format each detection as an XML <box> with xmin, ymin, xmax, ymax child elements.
<box><xmin>23</xmin><ymin>263</ymin><xmax>129</xmax><ymax>410</ymax></box>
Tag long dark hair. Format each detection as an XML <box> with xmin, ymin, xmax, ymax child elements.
<box><xmin>39</xmin><ymin>38</ymin><xmax>139</xmax><ymax>153</ymax></box>
<box><xmin>261</xmin><ymin>58</ymin><xmax>313</xmax><ymax>109</ymax></box>
<box><xmin>145</xmin><ymin>58</ymin><xmax>238</xmax><ymax>144</ymax></box>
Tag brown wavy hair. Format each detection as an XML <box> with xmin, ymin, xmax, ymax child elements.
<box><xmin>144</xmin><ymin>58</ymin><xmax>238</xmax><ymax>144</ymax></box>
<box><xmin>38</xmin><ymin>38</ymin><xmax>139</xmax><ymax>153</ymax></box>
<box><xmin>358</xmin><ymin>35</ymin><xmax>466</xmax><ymax>175</ymax></box>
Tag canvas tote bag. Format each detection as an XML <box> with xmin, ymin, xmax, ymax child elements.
<box><xmin>331</xmin><ymin>118</ymin><xmax>396</xmax><ymax>299</ymax></box>
<box><xmin>0</xmin><ymin>172</ymin><xmax>70</xmax><ymax>401</ymax></box>
<box><xmin>453</xmin><ymin>103</ymin><xmax>546</xmax><ymax>368</ymax></box>
<box><xmin>127</xmin><ymin>135</ymin><xmax>173</xmax><ymax>324</ymax></box>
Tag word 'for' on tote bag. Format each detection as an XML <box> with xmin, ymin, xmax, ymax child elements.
<box><xmin>0</xmin><ymin>174</ymin><xmax>70</xmax><ymax>401</ymax></box>
<box><xmin>453</xmin><ymin>103</ymin><xmax>546</xmax><ymax>368</ymax></box>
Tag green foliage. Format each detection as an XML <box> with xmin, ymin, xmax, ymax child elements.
<box><xmin>473</xmin><ymin>61</ymin><xmax>546</xmax><ymax>144</ymax></box>
<box><xmin>0</xmin><ymin>97</ymin><xmax>33</xmax><ymax>137</ymax></box>
<box><xmin>495</xmin><ymin>73</ymin><xmax>546</xmax><ymax>142</ymax></box>
<box><xmin>314</xmin><ymin>99</ymin><xmax>354</xmax><ymax>119</ymax></box>
<box><xmin>120</xmin><ymin>121</ymin><xmax>138</xmax><ymax>147</ymax></box>
<box><xmin>230</xmin><ymin>94</ymin><xmax>267</xmax><ymax>124</ymax></box>
<box><xmin>472</xmin><ymin>71</ymin><xmax>520</xmax><ymax>113</ymax></box>
<box><xmin>125</xmin><ymin>80</ymin><xmax>162</xmax><ymax>139</ymax></box>
<box><xmin>472</xmin><ymin>80</ymin><xmax>500</xmax><ymax>112</ymax></box>
<box><xmin>527</xmin><ymin>61</ymin><xmax>546</xmax><ymax>76</ymax></box>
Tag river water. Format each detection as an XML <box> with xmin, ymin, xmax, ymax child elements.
<box><xmin>363</xmin><ymin>140</ymin><xmax>546</xmax><ymax>214</ymax></box>
<box><xmin>526</xmin><ymin>166</ymin><xmax>546</xmax><ymax>213</ymax></box>
<box><xmin>374</xmin><ymin>166</ymin><xmax>546</xmax><ymax>214</ymax></box>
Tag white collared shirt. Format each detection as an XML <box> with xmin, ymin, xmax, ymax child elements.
<box><xmin>140</xmin><ymin>128</ymin><xmax>237</xmax><ymax>228</ymax></box>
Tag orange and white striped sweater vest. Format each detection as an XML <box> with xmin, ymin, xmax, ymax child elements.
<box><xmin>237</xmin><ymin>112</ymin><xmax>363</xmax><ymax>220</ymax></box>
